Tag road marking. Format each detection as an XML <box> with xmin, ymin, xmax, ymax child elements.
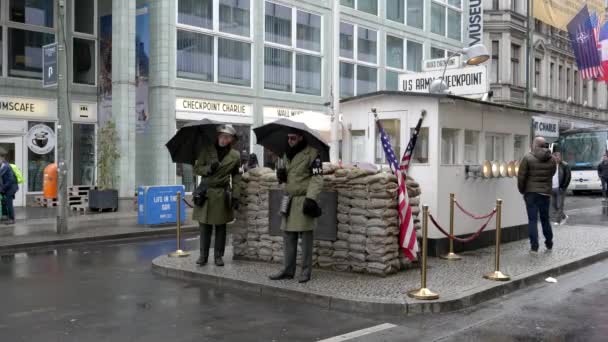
<box><xmin>318</xmin><ymin>323</ymin><xmax>397</xmax><ymax>342</ymax></box>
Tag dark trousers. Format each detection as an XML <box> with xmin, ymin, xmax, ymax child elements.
<box><xmin>282</xmin><ymin>231</ymin><xmax>313</xmax><ymax>278</ymax></box>
<box><xmin>1</xmin><ymin>194</ymin><xmax>14</xmax><ymax>220</ymax></box>
<box><xmin>602</xmin><ymin>178</ymin><xmax>608</xmax><ymax>198</ymax></box>
<box><xmin>551</xmin><ymin>188</ymin><xmax>566</xmax><ymax>222</ymax></box>
<box><xmin>199</xmin><ymin>223</ymin><xmax>227</xmax><ymax>260</ymax></box>
<box><xmin>524</xmin><ymin>193</ymin><xmax>553</xmax><ymax>250</ymax></box>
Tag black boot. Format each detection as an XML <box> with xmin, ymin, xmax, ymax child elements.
<box><xmin>269</xmin><ymin>272</ymin><xmax>294</xmax><ymax>280</ymax></box>
<box><xmin>214</xmin><ymin>257</ymin><xmax>224</xmax><ymax>266</ymax></box>
<box><xmin>197</xmin><ymin>224</ymin><xmax>212</xmax><ymax>266</ymax></box>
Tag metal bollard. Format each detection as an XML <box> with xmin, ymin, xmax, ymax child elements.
<box><xmin>483</xmin><ymin>199</ymin><xmax>510</xmax><ymax>281</ymax></box>
<box><xmin>408</xmin><ymin>205</ymin><xmax>439</xmax><ymax>300</ymax></box>
<box><xmin>169</xmin><ymin>192</ymin><xmax>190</xmax><ymax>258</ymax></box>
<box><xmin>440</xmin><ymin>193</ymin><xmax>461</xmax><ymax>260</ymax></box>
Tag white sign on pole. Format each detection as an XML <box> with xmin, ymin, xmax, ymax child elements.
<box><xmin>399</xmin><ymin>65</ymin><xmax>488</xmax><ymax>96</ymax></box>
<box><xmin>533</xmin><ymin>117</ymin><xmax>559</xmax><ymax>138</ymax></box>
<box><xmin>467</xmin><ymin>0</ymin><xmax>483</xmax><ymax>47</ymax></box>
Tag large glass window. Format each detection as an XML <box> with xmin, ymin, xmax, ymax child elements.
<box><xmin>375</xmin><ymin>119</ymin><xmax>400</xmax><ymax>164</ymax></box>
<box><xmin>431</xmin><ymin>47</ymin><xmax>445</xmax><ymax>59</ymax></box>
<box><xmin>218</xmin><ymin>38</ymin><xmax>251</xmax><ymax>87</ymax></box>
<box><xmin>264</xmin><ymin>47</ymin><xmax>292</xmax><ymax>92</ymax></box>
<box><xmin>357</xmin><ymin>0</ymin><xmax>378</xmax><ymax>15</ymax></box>
<box><xmin>386</xmin><ymin>0</ymin><xmax>404</xmax><ymax>23</ymax></box>
<box><xmin>407</xmin><ymin>41</ymin><xmax>423</xmax><ymax>72</ymax></box>
<box><xmin>407</xmin><ymin>0</ymin><xmax>424</xmax><ymax>29</ymax></box>
<box><xmin>431</xmin><ymin>2</ymin><xmax>445</xmax><ymax>36</ymax></box>
<box><xmin>297</xmin><ymin>11</ymin><xmax>321</xmax><ymax>52</ymax></box>
<box><xmin>387</xmin><ymin>35</ymin><xmax>404</xmax><ymax>69</ymax></box>
<box><xmin>340</xmin><ymin>22</ymin><xmax>377</xmax><ymax>97</ymax></box>
<box><xmin>340</xmin><ymin>62</ymin><xmax>355</xmax><ymax>98</ymax></box>
<box><xmin>511</xmin><ymin>44</ymin><xmax>521</xmax><ymax>86</ymax></box>
<box><xmin>341</xmin><ymin>0</ymin><xmax>355</xmax><ymax>8</ymax></box>
<box><xmin>74</xmin><ymin>0</ymin><xmax>95</xmax><ymax>35</ymax></box>
<box><xmin>178</xmin><ymin>0</ymin><xmax>213</xmax><ymax>29</ymax></box>
<box><xmin>357</xmin><ymin>65</ymin><xmax>377</xmax><ymax>94</ymax></box>
<box><xmin>296</xmin><ymin>54</ymin><xmax>322</xmax><ymax>95</ymax></box>
<box><xmin>491</xmin><ymin>41</ymin><xmax>499</xmax><ymax>83</ymax></box>
<box><xmin>386</xmin><ymin>0</ymin><xmax>423</xmax><ymax>29</ymax></box>
<box><xmin>340</xmin><ymin>22</ymin><xmax>354</xmax><ymax>59</ymax></box>
<box><xmin>265</xmin><ymin>2</ymin><xmax>291</xmax><ymax>45</ymax></box>
<box><xmin>8</xmin><ymin>28</ymin><xmax>54</xmax><ymax>79</ymax></box>
<box><xmin>27</xmin><ymin>121</ymin><xmax>55</xmax><ymax>192</ymax></box>
<box><xmin>177</xmin><ymin>30</ymin><xmax>214</xmax><ymax>81</ymax></box>
<box><xmin>357</xmin><ymin>27</ymin><xmax>377</xmax><ymax>64</ymax></box>
<box><xmin>73</xmin><ymin>38</ymin><xmax>96</xmax><ymax>85</ymax></box>
<box><xmin>464</xmin><ymin>130</ymin><xmax>479</xmax><ymax>164</ymax></box>
<box><xmin>447</xmin><ymin>9</ymin><xmax>461</xmax><ymax>41</ymax></box>
<box><xmin>10</xmin><ymin>0</ymin><xmax>54</xmax><ymax>28</ymax></box>
<box><xmin>219</xmin><ymin>0</ymin><xmax>250</xmax><ymax>37</ymax></box>
<box><xmin>386</xmin><ymin>71</ymin><xmax>400</xmax><ymax>91</ymax></box>
<box><xmin>431</xmin><ymin>0</ymin><xmax>462</xmax><ymax>41</ymax></box>
<box><xmin>73</xmin><ymin>124</ymin><xmax>96</xmax><ymax>186</ymax></box>
<box><xmin>412</xmin><ymin>127</ymin><xmax>429</xmax><ymax>163</ymax></box>
<box><xmin>486</xmin><ymin>133</ymin><xmax>505</xmax><ymax>161</ymax></box>
<box><xmin>441</xmin><ymin>128</ymin><xmax>459</xmax><ymax>164</ymax></box>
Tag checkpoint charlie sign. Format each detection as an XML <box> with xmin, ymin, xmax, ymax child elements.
<box><xmin>533</xmin><ymin>117</ymin><xmax>559</xmax><ymax>138</ymax></box>
<box><xmin>399</xmin><ymin>65</ymin><xmax>488</xmax><ymax>96</ymax></box>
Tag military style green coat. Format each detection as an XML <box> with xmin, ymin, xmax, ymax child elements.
<box><xmin>192</xmin><ymin>145</ymin><xmax>242</xmax><ymax>225</ymax></box>
<box><xmin>282</xmin><ymin>145</ymin><xmax>324</xmax><ymax>232</ymax></box>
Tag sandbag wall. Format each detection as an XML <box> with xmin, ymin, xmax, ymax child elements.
<box><xmin>232</xmin><ymin>166</ymin><xmax>422</xmax><ymax>276</ymax></box>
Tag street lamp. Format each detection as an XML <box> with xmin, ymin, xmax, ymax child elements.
<box><xmin>429</xmin><ymin>44</ymin><xmax>490</xmax><ymax>95</ymax></box>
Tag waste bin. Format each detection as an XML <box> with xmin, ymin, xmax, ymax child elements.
<box><xmin>43</xmin><ymin>163</ymin><xmax>57</xmax><ymax>199</ymax></box>
<box><xmin>137</xmin><ymin>185</ymin><xmax>186</xmax><ymax>225</ymax></box>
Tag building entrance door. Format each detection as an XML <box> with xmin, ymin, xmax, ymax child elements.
<box><xmin>0</xmin><ymin>136</ymin><xmax>24</xmax><ymax>207</ymax></box>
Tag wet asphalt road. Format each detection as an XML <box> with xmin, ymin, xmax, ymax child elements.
<box><xmin>0</xmin><ymin>195</ymin><xmax>606</xmax><ymax>342</ymax></box>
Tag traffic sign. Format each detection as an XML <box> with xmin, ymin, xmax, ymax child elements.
<box><xmin>42</xmin><ymin>43</ymin><xmax>58</xmax><ymax>88</ymax></box>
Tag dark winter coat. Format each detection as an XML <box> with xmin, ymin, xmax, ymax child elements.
<box><xmin>598</xmin><ymin>160</ymin><xmax>608</xmax><ymax>179</ymax></box>
<box><xmin>517</xmin><ymin>147</ymin><xmax>556</xmax><ymax>195</ymax></box>
<box><xmin>556</xmin><ymin>161</ymin><xmax>571</xmax><ymax>191</ymax></box>
<box><xmin>0</xmin><ymin>162</ymin><xmax>18</xmax><ymax>196</ymax></box>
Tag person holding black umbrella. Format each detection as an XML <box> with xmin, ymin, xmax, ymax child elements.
<box><xmin>192</xmin><ymin>124</ymin><xmax>241</xmax><ymax>266</ymax></box>
<box><xmin>268</xmin><ymin>129</ymin><xmax>324</xmax><ymax>283</ymax></box>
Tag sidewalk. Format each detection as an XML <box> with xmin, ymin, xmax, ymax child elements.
<box><xmin>152</xmin><ymin>224</ymin><xmax>608</xmax><ymax>316</ymax></box>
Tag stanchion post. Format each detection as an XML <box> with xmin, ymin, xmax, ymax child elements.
<box><xmin>169</xmin><ymin>191</ymin><xmax>190</xmax><ymax>258</ymax></box>
<box><xmin>440</xmin><ymin>193</ymin><xmax>461</xmax><ymax>260</ymax></box>
<box><xmin>483</xmin><ymin>199</ymin><xmax>509</xmax><ymax>281</ymax></box>
<box><xmin>408</xmin><ymin>205</ymin><xmax>439</xmax><ymax>300</ymax></box>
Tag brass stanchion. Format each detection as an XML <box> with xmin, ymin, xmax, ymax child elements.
<box><xmin>483</xmin><ymin>199</ymin><xmax>510</xmax><ymax>281</ymax></box>
<box><xmin>169</xmin><ymin>192</ymin><xmax>190</xmax><ymax>258</ymax></box>
<box><xmin>440</xmin><ymin>193</ymin><xmax>461</xmax><ymax>260</ymax></box>
<box><xmin>408</xmin><ymin>205</ymin><xmax>439</xmax><ymax>300</ymax></box>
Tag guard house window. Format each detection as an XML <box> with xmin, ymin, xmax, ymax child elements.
<box><xmin>10</xmin><ymin>0</ymin><xmax>54</xmax><ymax>28</ymax></box>
<box><xmin>441</xmin><ymin>128</ymin><xmax>459</xmax><ymax>165</ymax></box>
<box><xmin>386</xmin><ymin>0</ymin><xmax>423</xmax><ymax>29</ymax></box>
<box><xmin>351</xmin><ymin>130</ymin><xmax>366</xmax><ymax>163</ymax></box>
<box><xmin>511</xmin><ymin>44</ymin><xmax>520</xmax><ymax>86</ymax></box>
<box><xmin>485</xmin><ymin>133</ymin><xmax>505</xmax><ymax>161</ymax></box>
<box><xmin>177</xmin><ymin>0</ymin><xmax>252</xmax><ymax>87</ymax></box>
<box><xmin>375</xmin><ymin>119</ymin><xmax>400</xmax><ymax>164</ymax></box>
<box><xmin>534</xmin><ymin>58</ymin><xmax>541</xmax><ymax>90</ymax></box>
<box><xmin>412</xmin><ymin>127</ymin><xmax>429</xmax><ymax>163</ymax></box>
<box><xmin>339</xmin><ymin>22</ymin><xmax>377</xmax><ymax>98</ymax></box>
<box><xmin>431</xmin><ymin>0</ymin><xmax>462</xmax><ymax>41</ymax></box>
<box><xmin>514</xmin><ymin>135</ymin><xmax>527</xmax><ymax>160</ymax></box>
<box><xmin>264</xmin><ymin>3</ymin><xmax>322</xmax><ymax>96</ymax></box>
<box><xmin>8</xmin><ymin>29</ymin><xmax>54</xmax><ymax>79</ymax></box>
<box><xmin>491</xmin><ymin>41</ymin><xmax>499</xmax><ymax>83</ymax></box>
<box><xmin>464</xmin><ymin>130</ymin><xmax>479</xmax><ymax>165</ymax></box>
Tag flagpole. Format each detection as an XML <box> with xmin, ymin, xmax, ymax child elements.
<box><xmin>330</xmin><ymin>0</ymin><xmax>340</xmax><ymax>163</ymax></box>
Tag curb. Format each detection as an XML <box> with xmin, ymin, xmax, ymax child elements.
<box><xmin>0</xmin><ymin>225</ymin><xmax>199</xmax><ymax>254</ymax></box>
<box><xmin>151</xmin><ymin>248</ymin><xmax>608</xmax><ymax>316</ymax></box>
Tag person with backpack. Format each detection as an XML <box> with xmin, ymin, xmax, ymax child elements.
<box><xmin>0</xmin><ymin>153</ymin><xmax>19</xmax><ymax>225</ymax></box>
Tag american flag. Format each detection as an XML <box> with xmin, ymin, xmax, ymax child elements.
<box><xmin>590</xmin><ymin>12</ymin><xmax>601</xmax><ymax>49</ymax></box>
<box><xmin>568</xmin><ymin>5</ymin><xmax>604</xmax><ymax>80</ymax></box>
<box><xmin>375</xmin><ymin>114</ymin><xmax>423</xmax><ymax>261</ymax></box>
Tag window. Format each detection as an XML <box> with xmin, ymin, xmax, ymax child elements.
<box><xmin>485</xmin><ymin>133</ymin><xmax>505</xmax><ymax>161</ymax></box>
<box><xmin>549</xmin><ymin>62</ymin><xmax>554</xmax><ymax>97</ymax></box>
<box><xmin>74</xmin><ymin>0</ymin><xmax>95</xmax><ymax>35</ymax></box>
<box><xmin>593</xmin><ymin>81</ymin><xmax>598</xmax><ymax>107</ymax></box>
<box><xmin>441</xmin><ymin>128</ymin><xmax>459</xmax><ymax>164</ymax></box>
<box><xmin>511</xmin><ymin>0</ymin><xmax>517</xmax><ymax>12</ymax></box>
<box><xmin>8</xmin><ymin>28</ymin><xmax>54</xmax><ymax>79</ymax></box>
<box><xmin>558</xmin><ymin>65</ymin><xmax>563</xmax><ymax>98</ymax></box>
<box><xmin>464</xmin><ymin>130</ymin><xmax>479</xmax><ymax>164</ymax></box>
<box><xmin>511</xmin><ymin>44</ymin><xmax>520</xmax><ymax>86</ymax></box>
<box><xmin>491</xmin><ymin>41</ymin><xmax>499</xmax><ymax>83</ymax></box>
<box><xmin>10</xmin><ymin>0</ymin><xmax>54</xmax><ymax>28</ymax></box>
<box><xmin>431</xmin><ymin>47</ymin><xmax>445</xmax><ymax>59</ymax></box>
<box><xmin>386</xmin><ymin>35</ymin><xmax>404</xmax><ymax>69</ymax></box>
<box><xmin>412</xmin><ymin>127</ymin><xmax>429</xmax><ymax>163</ymax></box>
<box><xmin>340</xmin><ymin>22</ymin><xmax>377</xmax><ymax>97</ymax></box>
<box><xmin>431</xmin><ymin>0</ymin><xmax>462</xmax><ymax>40</ymax></box>
<box><xmin>386</xmin><ymin>0</ymin><xmax>423</xmax><ymax>29</ymax></box>
<box><xmin>492</xmin><ymin>0</ymin><xmax>499</xmax><ymax>9</ymax></box>
<box><xmin>583</xmin><ymin>81</ymin><xmax>588</xmax><ymax>105</ymax></box>
<box><xmin>177</xmin><ymin>0</ymin><xmax>252</xmax><ymax>86</ymax></box>
<box><xmin>28</xmin><ymin>121</ymin><xmax>55</xmax><ymax>192</ymax></box>
<box><xmin>514</xmin><ymin>135</ymin><xmax>527</xmax><ymax>160</ymax></box>
<box><xmin>341</xmin><ymin>0</ymin><xmax>355</xmax><ymax>8</ymax></box>
<box><xmin>73</xmin><ymin>124</ymin><xmax>96</xmax><ymax>186</ymax></box>
<box><xmin>264</xmin><ymin>3</ymin><xmax>323</xmax><ymax>95</ymax></box>
<box><xmin>351</xmin><ymin>130</ymin><xmax>366</xmax><ymax>162</ymax></box>
<box><xmin>534</xmin><ymin>58</ymin><xmax>541</xmax><ymax>90</ymax></box>
<box><xmin>574</xmin><ymin>70</ymin><xmax>579</xmax><ymax>103</ymax></box>
<box><xmin>357</xmin><ymin>0</ymin><xmax>378</xmax><ymax>15</ymax></box>
<box><xmin>375</xmin><ymin>119</ymin><xmax>400</xmax><ymax>164</ymax></box>
<box><xmin>407</xmin><ymin>41</ymin><xmax>423</xmax><ymax>71</ymax></box>
<box><xmin>566</xmin><ymin>67</ymin><xmax>571</xmax><ymax>100</ymax></box>
<box><xmin>386</xmin><ymin>71</ymin><xmax>400</xmax><ymax>90</ymax></box>
<box><xmin>73</xmin><ymin>38</ymin><xmax>96</xmax><ymax>85</ymax></box>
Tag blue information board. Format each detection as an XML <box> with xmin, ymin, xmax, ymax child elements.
<box><xmin>137</xmin><ymin>185</ymin><xmax>186</xmax><ymax>225</ymax></box>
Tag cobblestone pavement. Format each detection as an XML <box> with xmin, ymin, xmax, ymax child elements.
<box><xmin>154</xmin><ymin>224</ymin><xmax>608</xmax><ymax>309</ymax></box>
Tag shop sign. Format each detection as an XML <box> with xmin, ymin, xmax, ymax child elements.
<box><xmin>27</xmin><ymin>124</ymin><xmax>56</xmax><ymax>155</ymax></box>
<box><xmin>176</xmin><ymin>98</ymin><xmax>252</xmax><ymax>116</ymax></box>
<box><xmin>72</xmin><ymin>102</ymin><xmax>98</xmax><ymax>122</ymax></box>
<box><xmin>533</xmin><ymin>117</ymin><xmax>559</xmax><ymax>138</ymax></box>
<box><xmin>264</xmin><ymin>107</ymin><xmax>306</xmax><ymax>118</ymax></box>
<box><xmin>422</xmin><ymin>56</ymin><xmax>460</xmax><ymax>72</ymax></box>
<box><xmin>467</xmin><ymin>0</ymin><xmax>483</xmax><ymax>47</ymax></box>
<box><xmin>0</xmin><ymin>97</ymin><xmax>56</xmax><ymax>118</ymax></box>
<box><xmin>399</xmin><ymin>65</ymin><xmax>488</xmax><ymax>96</ymax></box>
<box><xmin>42</xmin><ymin>43</ymin><xmax>58</xmax><ymax>88</ymax></box>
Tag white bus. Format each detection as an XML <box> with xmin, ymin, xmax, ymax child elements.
<box><xmin>557</xmin><ymin>128</ymin><xmax>608</xmax><ymax>194</ymax></box>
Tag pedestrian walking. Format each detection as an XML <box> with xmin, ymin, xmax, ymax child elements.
<box><xmin>551</xmin><ymin>151</ymin><xmax>571</xmax><ymax>225</ymax></box>
<box><xmin>192</xmin><ymin>124</ymin><xmax>242</xmax><ymax>267</ymax></box>
<box><xmin>598</xmin><ymin>154</ymin><xmax>608</xmax><ymax>202</ymax></box>
<box><xmin>0</xmin><ymin>153</ymin><xmax>19</xmax><ymax>225</ymax></box>
<box><xmin>518</xmin><ymin>137</ymin><xmax>556</xmax><ymax>252</ymax></box>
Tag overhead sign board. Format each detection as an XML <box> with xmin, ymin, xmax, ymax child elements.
<box><xmin>176</xmin><ymin>98</ymin><xmax>252</xmax><ymax>116</ymax></box>
<box><xmin>0</xmin><ymin>96</ymin><xmax>57</xmax><ymax>118</ymax></box>
<box><xmin>422</xmin><ymin>56</ymin><xmax>460</xmax><ymax>72</ymax></box>
<box><xmin>533</xmin><ymin>117</ymin><xmax>560</xmax><ymax>138</ymax></box>
<box><xmin>399</xmin><ymin>65</ymin><xmax>488</xmax><ymax>96</ymax></box>
<box><xmin>42</xmin><ymin>43</ymin><xmax>58</xmax><ymax>88</ymax></box>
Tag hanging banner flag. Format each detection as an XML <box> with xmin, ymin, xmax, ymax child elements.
<box><xmin>534</xmin><ymin>0</ymin><xmax>604</xmax><ymax>30</ymax></box>
<box><xmin>467</xmin><ymin>0</ymin><xmax>483</xmax><ymax>47</ymax></box>
<box><xmin>567</xmin><ymin>5</ymin><xmax>604</xmax><ymax>80</ymax></box>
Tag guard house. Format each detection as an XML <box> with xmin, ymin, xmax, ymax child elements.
<box><xmin>340</xmin><ymin>91</ymin><xmax>545</xmax><ymax>254</ymax></box>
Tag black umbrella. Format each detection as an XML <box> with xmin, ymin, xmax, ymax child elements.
<box><xmin>165</xmin><ymin>118</ymin><xmax>221</xmax><ymax>165</ymax></box>
<box><xmin>253</xmin><ymin>118</ymin><xmax>330</xmax><ymax>162</ymax></box>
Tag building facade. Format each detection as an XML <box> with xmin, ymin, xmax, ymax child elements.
<box><xmin>0</xmin><ymin>0</ymin><xmax>471</xmax><ymax>203</ymax></box>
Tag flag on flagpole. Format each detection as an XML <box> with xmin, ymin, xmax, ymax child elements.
<box><xmin>590</xmin><ymin>12</ymin><xmax>601</xmax><ymax>49</ymax></box>
<box><xmin>568</xmin><ymin>5</ymin><xmax>604</xmax><ymax>80</ymax></box>
<box><xmin>598</xmin><ymin>12</ymin><xmax>608</xmax><ymax>82</ymax></box>
<box><xmin>375</xmin><ymin>113</ymin><xmax>422</xmax><ymax>261</ymax></box>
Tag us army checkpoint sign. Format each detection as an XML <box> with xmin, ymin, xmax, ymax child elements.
<box><xmin>42</xmin><ymin>43</ymin><xmax>58</xmax><ymax>88</ymax></box>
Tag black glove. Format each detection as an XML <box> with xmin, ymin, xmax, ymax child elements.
<box><xmin>209</xmin><ymin>162</ymin><xmax>220</xmax><ymax>175</ymax></box>
<box><xmin>277</xmin><ymin>168</ymin><xmax>287</xmax><ymax>184</ymax></box>
<box><xmin>232</xmin><ymin>198</ymin><xmax>240</xmax><ymax>210</ymax></box>
<box><xmin>302</xmin><ymin>198</ymin><xmax>322</xmax><ymax>218</ymax></box>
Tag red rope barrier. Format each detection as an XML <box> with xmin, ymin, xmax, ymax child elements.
<box><xmin>454</xmin><ymin>200</ymin><xmax>496</xmax><ymax>220</ymax></box>
<box><xmin>428</xmin><ymin>210</ymin><xmax>496</xmax><ymax>243</ymax></box>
